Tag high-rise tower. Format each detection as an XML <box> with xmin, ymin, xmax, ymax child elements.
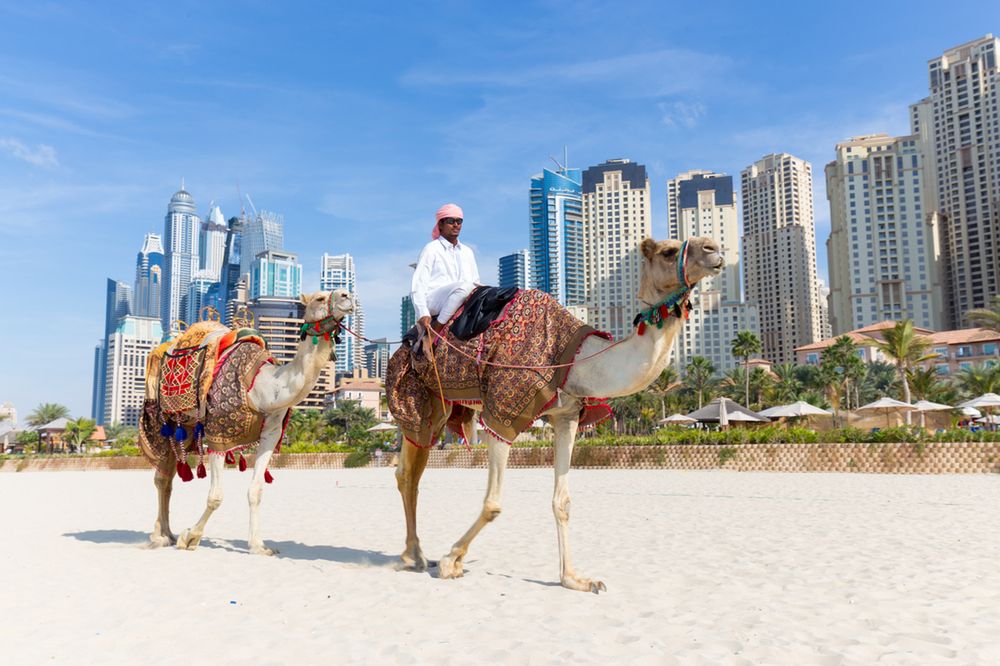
<box><xmin>741</xmin><ymin>154</ymin><xmax>823</xmax><ymax>365</ymax></box>
<box><xmin>919</xmin><ymin>35</ymin><xmax>1000</xmax><ymax>326</ymax></box>
<box><xmin>667</xmin><ymin>171</ymin><xmax>758</xmax><ymax>372</ymax></box>
<box><xmin>161</xmin><ymin>184</ymin><xmax>202</xmax><ymax>329</ymax></box>
<box><xmin>320</xmin><ymin>253</ymin><xmax>360</xmax><ymax>374</ymax></box>
<box><xmin>134</xmin><ymin>233</ymin><xmax>164</xmax><ymax>319</ymax></box>
<box><xmin>582</xmin><ymin>159</ymin><xmax>652</xmax><ymax>340</ymax></box>
<box><xmin>529</xmin><ymin>165</ymin><xmax>584</xmax><ymax>306</ymax></box>
<box><xmin>825</xmin><ymin>134</ymin><xmax>944</xmax><ymax>334</ymax></box>
<box><xmin>199</xmin><ymin>204</ymin><xmax>228</xmax><ymax>281</ymax></box>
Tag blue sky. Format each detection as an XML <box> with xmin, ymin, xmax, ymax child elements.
<box><xmin>0</xmin><ymin>1</ymin><xmax>996</xmax><ymax>418</ymax></box>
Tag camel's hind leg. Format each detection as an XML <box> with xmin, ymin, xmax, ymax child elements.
<box><xmin>149</xmin><ymin>466</ymin><xmax>176</xmax><ymax>548</ymax></box>
<box><xmin>247</xmin><ymin>414</ymin><xmax>282</xmax><ymax>556</ymax></box>
<box><xmin>396</xmin><ymin>435</ymin><xmax>431</xmax><ymax>570</ymax></box>
<box><xmin>176</xmin><ymin>454</ymin><xmax>225</xmax><ymax>550</ymax></box>
<box><xmin>551</xmin><ymin>413</ymin><xmax>605</xmax><ymax>593</ymax></box>
<box><xmin>438</xmin><ymin>432</ymin><xmax>510</xmax><ymax>579</ymax></box>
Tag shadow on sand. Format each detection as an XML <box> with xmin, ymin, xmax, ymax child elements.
<box><xmin>64</xmin><ymin>530</ymin><xmax>397</xmax><ymax>567</ymax></box>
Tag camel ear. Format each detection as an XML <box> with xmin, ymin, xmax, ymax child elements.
<box><xmin>299</xmin><ymin>293</ymin><xmax>308</xmax><ymax>305</ymax></box>
<box><xmin>640</xmin><ymin>238</ymin><xmax>658</xmax><ymax>260</ymax></box>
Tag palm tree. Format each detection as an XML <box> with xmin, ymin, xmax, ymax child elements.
<box><xmin>769</xmin><ymin>363</ymin><xmax>803</xmax><ymax>403</ymax></box>
<box><xmin>26</xmin><ymin>403</ymin><xmax>70</xmax><ymax>428</ymax></box>
<box><xmin>684</xmin><ymin>356</ymin><xmax>716</xmax><ymax>409</ymax></box>
<box><xmin>63</xmin><ymin>417</ymin><xmax>96</xmax><ymax>453</ymax></box>
<box><xmin>647</xmin><ymin>366</ymin><xmax>679</xmax><ymax>420</ymax></box>
<box><xmin>952</xmin><ymin>363</ymin><xmax>1000</xmax><ymax>399</ymax></box>
<box><xmin>731</xmin><ymin>331</ymin><xmax>762</xmax><ymax>409</ymax></box>
<box><xmin>967</xmin><ymin>296</ymin><xmax>1000</xmax><ymax>333</ymax></box>
<box><xmin>857</xmin><ymin>361</ymin><xmax>899</xmax><ymax>405</ymax></box>
<box><xmin>872</xmin><ymin>320</ymin><xmax>938</xmax><ymax>420</ymax></box>
<box><xmin>907</xmin><ymin>366</ymin><xmax>957</xmax><ymax>404</ymax></box>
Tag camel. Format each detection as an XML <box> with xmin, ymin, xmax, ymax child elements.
<box><xmin>393</xmin><ymin>237</ymin><xmax>723</xmax><ymax>592</ymax></box>
<box><xmin>142</xmin><ymin>289</ymin><xmax>354</xmax><ymax>555</ymax></box>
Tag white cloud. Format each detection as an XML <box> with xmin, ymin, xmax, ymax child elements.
<box><xmin>0</xmin><ymin>137</ymin><xmax>58</xmax><ymax>168</ymax></box>
<box><xmin>659</xmin><ymin>100</ymin><xmax>706</xmax><ymax>128</ymax></box>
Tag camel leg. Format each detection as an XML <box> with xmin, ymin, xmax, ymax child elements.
<box><xmin>176</xmin><ymin>454</ymin><xmax>225</xmax><ymax>550</ymax></box>
<box><xmin>149</xmin><ymin>469</ymin><xmax>176</xmax><ymax>548</ymax></box>
<box><xmin>248</xmin><ymin>415</ymin><xmax>282</xmax><ymax>556</ymax></box>
<box><xmin>438</xmin><ymin>432</ymin><xmax>510</xmax><ymax>579</ymax></box>
<box><xmin>551</xmin><ymin>414</ymin><xmax>605</xmax><ymax>593</ymax></box>
<box><xmin>395</xmin><ymin>435</ymin><xmax>431</xmax><ymax>570</ymax></box>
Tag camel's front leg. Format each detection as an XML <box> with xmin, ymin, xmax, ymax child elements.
<box><xmin>248</xmin><ymin>415</ymin><xmax>282</xmax><ymax>556</ymax></box>
<box><xmin>177</xmin><ymin>454</ymin><xmax>225</xmax><ymax>550</ymax></box>
<box><xmin>438</xmin><ymin>433</ymin><xmax>510</xmax><ymax>579</ymax></box>
<box><xmin>552</xmin><ymin>415</ymin><xmax>605</xmax><ymax>593</ymax></box>
<box><xmin>149</xmin><ymin>468</ymin><xmax>176</xmax><ymax>548</ymax></box>
<box><xmin>395</xmin><ymin>436</ymin><xmax>431</xmax><ymax>570</ymax></box>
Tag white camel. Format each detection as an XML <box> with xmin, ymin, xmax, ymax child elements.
<box><xmin>146</xmin><ymin>289</ymin><xmax>354</xmax><ymax>555</ymax></box>
<box><xmin>395</xmin><ymin>237</ymin><xmax>723</xmax><ymax>592</ymax></box>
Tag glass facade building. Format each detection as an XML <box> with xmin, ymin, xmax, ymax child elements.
<box><xmin>529</xmin><ymin>167</ymin><xmax>584</xmax><ymax>306</ymax></box>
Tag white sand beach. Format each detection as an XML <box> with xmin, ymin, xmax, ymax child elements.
<box><xmin>1</xmin><ymin>468</ymin><xmax>999</xmax><ymax>665</ymax></box>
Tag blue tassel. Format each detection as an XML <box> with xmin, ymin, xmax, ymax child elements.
<box><xmin>194</xmin><ymin>422</ymin><xmax>205</xmax><ymax>439</ymax></box>
<box><xmin>160</xmin><ymin>422</ymin><xmax>174</xmax><ymax>438</ymax></box>
<box><xmin>174</xmin><ymin>425</ymin><xmax>188</xmax><ymax>442</ymax></box>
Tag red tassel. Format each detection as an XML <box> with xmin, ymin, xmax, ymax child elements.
<box><xmin>659</xmin><ymin>304</ymin><xmax>669</xmax><ymax>318</ymax></box>
<box><xmin>196</xmin><ymin>462</ymin><xmax>206</xmax><ymax>478</ymax></box>
<box><xmin>225</xmin><ymin>450</ymin><xmax>235</xmax><ymax>465</ymax></box>
<box><xmin>176</xmin><ymin>461</ymin><xmax>194</xmax><ymax>482</ymax></box>
<box><xmin>637</xmin><ymin>321</ymin><xmax>646</xmax><ymax>336</ymax></box>
<box><xmin>238</xmin><ymin>454</ymin><xmax>247</xmax><ymax>472</ymax></box>
<box><xmin>264</xmin><ymin>469</ymin><xmax>274</xmax><ymax>484</ymax></box>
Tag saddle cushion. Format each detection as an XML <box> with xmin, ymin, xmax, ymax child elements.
<box><xmin>387</xmin><ymin>289</ymin><xmax>611</xmax><ymax>445</ymax></box>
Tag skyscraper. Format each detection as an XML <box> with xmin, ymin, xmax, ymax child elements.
<box><xmin>134</xmin><ymin>233</ymin><xmax>164</xmax><ymax>318</ymax></box>
<box><xmin>498</xmin><ymin>250</ymin><xmax>530</xmax><ymax>290</ymax></box>
<box><xmin>364</xmin><ymin>338</ymin><xmax>390</xmax><ymax>381</ymax></box>
<box><xmin>92</xmin><ymin>279</ymin><xmax>133</xmax><ymax>422</ymax></box>
<box><xmin>320</xmin><ymin>253</ymin><xmax>360</xmax><ymax>373</ymax></box>
<box><xmin>161</xmin><ymin>184</ymin><xmax>202</xmax><ymax>330</ymax></box>
<box><xmin>400</xmin><ymin>295</ymin><xmax>416</xmax><ymax>338</ymax></box>
<box><xmin>667</xmin><ymin>171</ymin><xmax>759</xmax><ymax>372</ymax></box>
<box><xmin>741</xmin><ymin>153</ymin><xmax>823</xmax><ymax>365</ymax></box>
<box><xmin>250</xmin><ymin>250</ymin><xmax>302</xmax><ymax>300</ymax></box>
<box><xmin>199</xmin><ymin>205</ymin><xmax>228</xmax><ymax>281</ymax></box>
<box><xmin>529</xmin><ymin>165</ymin><xmax>584</xmax><ymax>306</ymax></box>
<box><xmin>208</xmin><ymin>213</ymin><xmax>247</xmax><ymax>323</ymax></box>
<box><xmin>582</xmin><ymin>159</ymin><xmax>652</xmax><ymax>340</ymax></box>
<box><xmin>918</xmin><ymin>35</ymin><xmax>1000</xmax><ymax>326</ymax></box>
<box><xmin>239</xmin><ymin>210</ymin><xmax>284</xmax><ymax>281</ymax></box>
<box><xmin>186</xmin><ymin>270</ymin><xmax>217</xmax><ymax>323</ymax></box>
<box><xmin>104</xmin><ymin>316</ymin><xmax>162</xmax><ymax>427</ymax></box>
<box><xmin>825</xmin><ymin>134</ymin><xmax>944</xmax><ymax>334</ymax></box>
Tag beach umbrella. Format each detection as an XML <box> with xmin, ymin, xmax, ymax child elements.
<box><xmin>959</xmin><ymin>393</ymin><xmax>1000</xmax><ymax>409</ymax></box>
<box><xmin>961</xmin><ymin>406</ymin><xmax>982</xmax><ymax>418</ymax></box>
<box><xmin>912</xmin><ymin>399</ymin><xmax>954</xmax><ymax>429</ymax></box>
<box><xmin>856</xmin><ymin>397</ymin><xmax>917</xmax><ymax>428</ymax></box>
<box><xmin>724</xmin><ymin>410</ymin><xmax>768</xmax><ymax>422</ymax></box>
<box><xmin>658</xmin><ymin>413</ymin><xmax>696</xmax><ymax>425</ymax></box>
<box><xmin>759</xmin><ymin>401</ymin><xmax>831</xmax><ymax>418</ymax></box>
<box><xmin>686</xmin><ymin>397</ymin><xmax>768</xmax><ymax>424</ymax></box>
<box><xmin>718</xmin><ymin>397</ymin><xmax>729</xmax><ymax>428</ymax></box>
<box><xmin>366</xmin><ymin>422</ymin><xmax>398</xmax><ymax>432</ymax></box>
<box><xmin>976</xmin><ymin>414</ymin><xmax>1000</xmax><ymax>424</ymax></box>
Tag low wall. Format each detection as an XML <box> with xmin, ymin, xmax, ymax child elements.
<box><xmin>3</xmin><ymin>442</ymin><xmax>1000</xmax><ymax>474</ymax></box>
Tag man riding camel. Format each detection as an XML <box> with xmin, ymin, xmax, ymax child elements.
<box><xmin>411</xmin><ymin>202</ymin><xmax>481</xmax><ymax>357</ymax></box>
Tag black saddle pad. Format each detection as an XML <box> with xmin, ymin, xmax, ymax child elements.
<box><xmin>449</xmin><ymin>286</ymin><xmax>520</xmax><ymax>340</ymax></box>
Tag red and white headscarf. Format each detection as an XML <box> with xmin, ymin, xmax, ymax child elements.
<box><xmin>432</xmin><ymin>203</ymin><xmax>464</xmax><ymax>239</ymax></box>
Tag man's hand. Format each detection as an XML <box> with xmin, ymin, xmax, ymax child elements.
<box><xmin>418</xmin><ymin>316</ymin><xmax>434</xmax><ymax>358</ymax></box>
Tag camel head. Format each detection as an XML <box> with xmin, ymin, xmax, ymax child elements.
<box><xmin>637</xmin><ymin>236</ymin><xmax>723</xmax><ymax>306</ymax></box>
<box><xmin>300</xmin><ymin>289</ymin><xmax>355</xmax><ymax>324</ymax></box>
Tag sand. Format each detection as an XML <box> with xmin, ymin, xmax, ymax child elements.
<box><xmin>1</xmin><ymin>467</ymin><xmax>999</xmax><ymax>665</ymax></box>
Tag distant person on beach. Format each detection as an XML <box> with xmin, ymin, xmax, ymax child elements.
<box><xmin>411</xmin><ymin>202</ymin><xmax>481</xmax><ymax>357</ymax></box>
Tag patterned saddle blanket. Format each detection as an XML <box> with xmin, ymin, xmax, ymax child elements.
<box><xmin>387</xmin><ymin>289</ymin><xmax>612</xmax><ymax>445</ymax></box>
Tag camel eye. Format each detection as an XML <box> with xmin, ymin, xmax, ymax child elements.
<box><xmin>661</xmin><ymin>248</ymin><xmax>678</xmax><ymax>259</ymax></box>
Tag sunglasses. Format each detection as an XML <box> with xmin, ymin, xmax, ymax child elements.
<box><xmin>440</xmin><ymin>217</ymin><xmax>463</xmax><ymax>225</ymax></box>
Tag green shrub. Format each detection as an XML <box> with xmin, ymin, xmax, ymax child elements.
<box><xmin>718</xmin><ymin>446</ymin><xmax>738</xmax><ymax>465</ymax></box>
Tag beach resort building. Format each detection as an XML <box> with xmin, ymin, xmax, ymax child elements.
<box><xmin>104</xmin><ymin>316</ymin><xmax>162</xmax><ymax>427</ymax></box>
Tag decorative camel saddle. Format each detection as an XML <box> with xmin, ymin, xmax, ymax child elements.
<box><xmin>386</xmin><ymin>288</ymin><xmax>612</xmax><ymax>446</ymax></box>
<box><xmin>138</xmin><ymin>318</ymin><xmax>285</xmax><ymax>481</ymax></box>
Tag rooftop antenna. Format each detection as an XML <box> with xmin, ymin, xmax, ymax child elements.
<box><xmin>549</xmin><ymin>146</ymin><xmax>571</xmax><ymax>173</ymax></box>
<box><xmin>181</xmin><ymin>177</ymin><xmax>186</xmax><ymax>191</ymax></box>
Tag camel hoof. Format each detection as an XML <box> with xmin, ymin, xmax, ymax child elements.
<box><xmin>561</xmin><ymin>575</ymin><xmax>606</xmax><ymax>593</ymax></box>
<box><xmin>176</xmin><ymin>530</ymin><xmax>201</xmax><ymax>550</ymax></box>
<box><xmin>438</xmin><ymin>555</ymin><xmax>464</xmax><ymax>579</ymax></box>
<box><xmin>148</xmin><ymin>533</ymin><xmax>176</xmax><ymax>549</ymax></box>
<box><xmin>250</xmin><ymin>544</ymin><xmax>277</xmax><ymax>556</ymax></box>
<box><xmin>400</xmin><ymin>551</ymin><xmax>428</xmax><ymax>572</ymax></box>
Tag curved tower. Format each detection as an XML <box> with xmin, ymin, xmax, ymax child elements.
<box><xmin>161</xmin><ymin>183</ymin><xmax>202</xmax><ymax>328</ymax></box>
